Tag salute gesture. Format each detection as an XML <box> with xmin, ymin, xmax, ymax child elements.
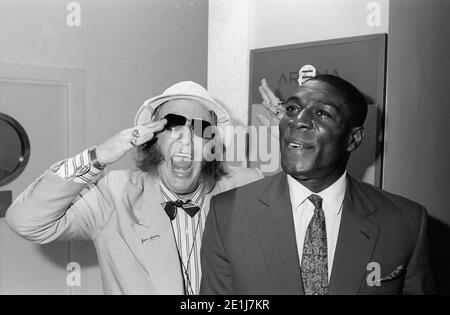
<box><xmin>96</xmin><ymin>119</ymin><xmax>167</xmax><ymax>166</ymax></box>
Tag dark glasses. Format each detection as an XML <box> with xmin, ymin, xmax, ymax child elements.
<box><xmin>163</xmin><ymin>114</ymin><xmax>215</xmax><ymax>139</ymax></box>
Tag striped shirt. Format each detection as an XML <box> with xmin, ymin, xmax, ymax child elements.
<box><xmin>54</xmin><ymin>149</ymin><xmax>103</xmax><ymax>183</ymax></box>
<box><xmin>160</xmin><ymin>181</ymin><xmax>206</xmax><ymax>295</ymax></box>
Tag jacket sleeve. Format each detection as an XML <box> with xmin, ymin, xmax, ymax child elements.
<box><xmin>403</xmin><ymin>206</ymin><xmax>437</xmax><ymax>294</ymax></box>
<box><xmin>200</xmin><ymin>196</ymin><xmax>233</xmax><ymax>295</ymax></box>
<box><xmin>5</xmin><ymin>170</ymin><xmax>114</xmax><ymax>243</ymax></box>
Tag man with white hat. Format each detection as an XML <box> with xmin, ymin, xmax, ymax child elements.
<box><xmin>6</xmin><ymin>81</ymin><xmax>263</xmax><ymax>295</ymax></box>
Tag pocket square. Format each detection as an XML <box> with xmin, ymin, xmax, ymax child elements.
<box><xmin>379</xmin><ymin>265</ymin><xmax>405</xmax><ymax>283</ymax></box>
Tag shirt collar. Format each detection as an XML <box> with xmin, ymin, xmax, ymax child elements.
<box><xmin>159</xmin><ymin>180</ymin><xmax>204</xmax><ymax>206</ymax></box>
<box><xmin>159</xmin><ymin>180</ymin><xmax>204</xmax><ymax>204</ymax></box>
<box><xmin>287</xmin><ymin>171</ymin><xmax>347</xmax><ymax>215</ymax></box>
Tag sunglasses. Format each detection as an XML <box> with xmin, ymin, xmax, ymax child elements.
<box><xmin>162</xmin><ymin>114</ymin><xmax>215</xmax><ymax>139</ymax></box>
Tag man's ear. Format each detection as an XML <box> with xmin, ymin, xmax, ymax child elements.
<box><xmin>346</xmin><ymin>126</ymin><xmax>364</xmax><ymax>152</ymax></box>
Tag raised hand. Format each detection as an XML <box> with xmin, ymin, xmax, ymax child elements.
<box><xmin>256</xmin><ymin>78</ymin><xmax>285</xmax><ymax>126</ymax></box>
<box><xmin>96</xmin><ymin>119</ymin><xmax>167</xmax><ymax>166</ymax></box>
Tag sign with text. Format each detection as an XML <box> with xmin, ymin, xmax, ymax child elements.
<box><xmin>249</xmin><ymin>34</ymin><xmax>387</xmax><ymax>187</ymax></box>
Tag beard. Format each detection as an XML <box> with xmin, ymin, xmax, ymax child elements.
<box><xmin>135</xmin><ymin>139</ymin><xmax>165</xmax><ymax>177</ymax></box>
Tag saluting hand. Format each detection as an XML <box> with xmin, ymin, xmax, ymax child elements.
<box><xmin>96</xmin><ymin>119</ymin><xmax>167</xmax><ymax>166</ymax></box>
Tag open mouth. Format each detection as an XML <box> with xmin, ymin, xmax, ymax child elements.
<box><xmin>286</xmin><ymin>141</ymin><xmax>313</xmax><ymax>150</ymax></box>
<box><xmin>170</xmin><ymin>153</ymin><xmax>194</xmax><ymax>174</ymax></box>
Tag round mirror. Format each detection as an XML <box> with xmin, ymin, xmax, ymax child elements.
<box><xmin>0</xmin><ymin>113</ymin><xmax>30</xmax><ymax>186</ymax></box>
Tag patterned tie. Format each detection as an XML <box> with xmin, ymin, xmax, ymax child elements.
<box><xmin>301</xmin><ymin>194</ymin><xmax>329</xmax><ymax>295</ymax></box>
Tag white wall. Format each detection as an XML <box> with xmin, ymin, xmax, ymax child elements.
<box><xmin>208</xmin><ymin>0</ymin><xmax>250</xmax><ymax>125</ymax></box>
<box><xmin>249</xmin><ymin>0</ymin><xmax>389</xmax><ymax>49</ymax></box>
<box><xmin>0</xmin><ymin>0</ymin><xmax>209</xmax><ymax>170</ymax></box>
<box><xmin>208</xmin><ymin>0</ymin><xmax>389</xmax><ymax>125</ymax></box>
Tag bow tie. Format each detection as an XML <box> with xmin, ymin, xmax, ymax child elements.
<box><xmin>162</xmin><ymin>199</ymin><xmax>200</xmax><ymax>220</ymax></box>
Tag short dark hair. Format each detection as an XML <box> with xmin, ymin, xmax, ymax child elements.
<box><xmin>307</xmin><ymin>74</ymin><xmax>368</xmax><ymax>128</ymax></box>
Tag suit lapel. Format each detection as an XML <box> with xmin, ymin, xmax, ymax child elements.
<box><xmin>116</xmin><ymin>174</ymin><xmax>183</xmax><ymax>294</ymax></box>
<box><xmin>328</xmin><ymin>175</ymin><xmax>380</xmax><ymax>295</ymax></box>
<box><xmin>255</xmin><ymin>173</ymin><xmax>304</xmax><ymax>294</ymax></box>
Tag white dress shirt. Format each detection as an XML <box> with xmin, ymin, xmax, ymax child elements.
<box><xmin>287</xmin><ymin>171</ymin><xmax>347</xmax><ymax>280</ymax></box>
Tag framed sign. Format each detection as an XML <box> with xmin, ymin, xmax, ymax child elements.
<box><xmin>249</xmin><ymin>34</ymin><xmax>387</xmax><ymax>187</ymax></box>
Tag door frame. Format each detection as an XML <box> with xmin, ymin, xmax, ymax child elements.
<box><xmin>0</xmin><ymin>63</ymin><xmax>85</xmax><ymax>156</ymax></box>
<box><xmin>0</xmin><ymin>63</ymin><xmax>86</xmax><ymax>295</ymax></box>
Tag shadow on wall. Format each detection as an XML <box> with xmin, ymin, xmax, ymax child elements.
<box><xmin>349</xmin><ymin>93</ymin><xmax>384</xmax><ymax>184</ymax></box>
<box><xmin>429</xmin><ymin>217</ymin><xmax>450</xmax><ymax>295</ymax></box>
<box><xmin>40</xmin><ymin>241</ymin><xmax>98</xmax><ymax>268</ymax></box>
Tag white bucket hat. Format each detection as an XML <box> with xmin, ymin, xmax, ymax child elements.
<box><xmin>134</xmin><ymin>81</ymin><xmax>231</xmax><ymax>129</ymax></box>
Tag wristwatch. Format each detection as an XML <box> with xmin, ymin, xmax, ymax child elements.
<box><xmin>88</xmin><ymin>146</ymin><xmax>106</xmax><ymax>170</ymax></box>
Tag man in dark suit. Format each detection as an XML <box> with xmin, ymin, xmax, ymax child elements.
<box><xmin>200</xmin><ymin>74</ymin><xmax>436</xmax><ymax>295</ymax></box>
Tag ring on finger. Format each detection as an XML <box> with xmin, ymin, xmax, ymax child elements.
<box><xmin>274</xmin><ymin>108</ymin><xmax>283</xmax><ymax>117</ymax></box>
<box><xmin>274</xmin><ymin>99</ymin><xmax>283</xmax><ymax>107</ymax></box>
<box><xmin>130</xmin><ymin>137</ymin><xmax>138</xmax><ymax>147</ymax></box>
<box><xmin>131</xmin><ymin>129</ymin><xmax>140</xmax><ymax>138</ymax></box>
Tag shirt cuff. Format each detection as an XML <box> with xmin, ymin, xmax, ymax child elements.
<box><xmin>54</xmin><ymin>149</ymin><xmax>104</xmax><ymax>184</ymax></box>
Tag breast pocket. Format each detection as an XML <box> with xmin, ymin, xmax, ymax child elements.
<box><xmin>363</xmin><ymin>276</ymin><xmax>405</xmax><ymax>295</ymax></box>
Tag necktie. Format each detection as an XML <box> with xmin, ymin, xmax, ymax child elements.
<box><xmin>301</xmin><ymin>194</ymin><xmax>329</xmax><ymax>295</ymax></box>
<box><xmin>163</xmin><ymin>199</ymin><xmax>200</xmax><ymax>220</ymax></box>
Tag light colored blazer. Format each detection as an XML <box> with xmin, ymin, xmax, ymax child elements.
<box><xmin>6</xmin><ymin>165</ymin><xmax>263</xmax><ymax>295</ymax></box>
